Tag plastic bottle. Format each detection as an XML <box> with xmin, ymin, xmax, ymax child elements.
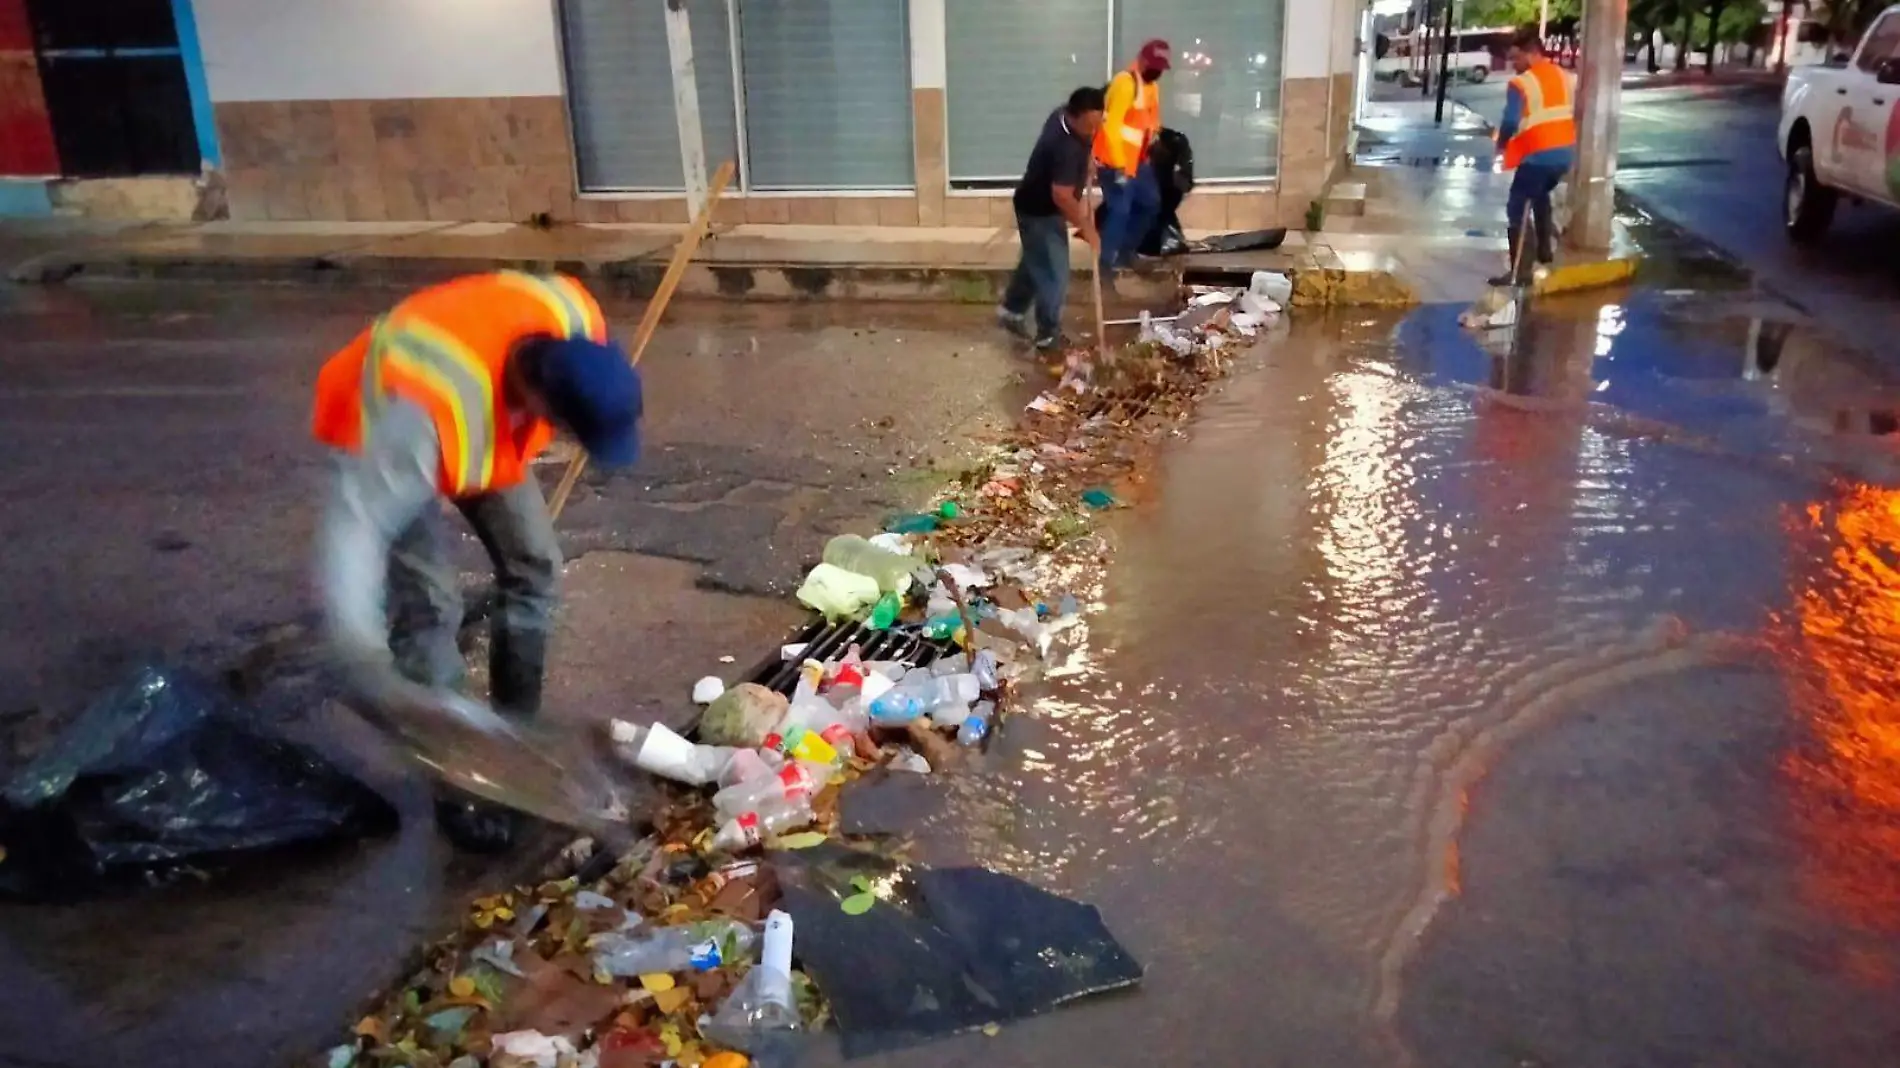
<box><xmin>761</xmin><ymin>724</ymin><xmax>840</xmax><ymax>767</ymax></box>
<box><xmin>821</xmin><ymin>535</ymin><xmax>916</xmax><ymax>594</ymax></box>
<box><xmin>711</xmin><ymin>795</ymin><xmax>815</xmax><ymax>852</ymax></box>
<box><xmin>593</xmin><ymin>919</ymin><xmax>756</xmax><ymax>976</ymax></box>
<box><xmin>972</xmin><ymin>649</ymin><xmax>1000</xmax><ymax>691</ymax></box>
<box><xmin>868</xmin><ymin>688</ymin><xmax>925</xmax><ymax>725</ymax></box>
<box><xmin>920</xmin><ymin>674</ymin><xmax>980</xmax><ymax>728</ymax></box>
<box><xmin>717</xmin><ymin>748</ymin><xmax>774</xmax><ymax>789</ymax></box>
<box><xmin>868</xmin><ymin>591</ymin><xmax>901</xmax><ymax>630</ymax></box>
<box><xmin>699</xmin><ymin>911</ymin><xmax>800</xmax><ymax>1051</ymax></box>
<box><xmin>957</xmin><ymin>701</ymin><xmax>995</xmax><ymax>747</ymax></box>
<box><xmin>929</xmin><ymin>653</ymin><xmax>970</xmax><ymax>677</ymax></box>
<box><xmin>712</xmin><ymin>763</ymin><xmax>815</xmax><ymax>820</ymax></box>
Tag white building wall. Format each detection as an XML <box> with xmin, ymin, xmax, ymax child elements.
<box><xmin>194</xmin><ymin>0</ymin><xmax>563</xmax><ymax>102</ymax></box>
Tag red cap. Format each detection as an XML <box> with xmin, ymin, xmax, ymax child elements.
<box><xmin>1138</xmin><ymin>39</ymin><xmax>1172</xmax><ymax>71</ymax></box>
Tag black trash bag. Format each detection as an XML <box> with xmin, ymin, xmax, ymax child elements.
<box><xmin>1139</xmin><ymin>128</ymin><xmax>1196</xmax><ymax>257</ymax></box>
<box><xmin>0</xmin><ymin>665</ymin><xmax>397</xmax><ymax>900</ymax></box>
<box><xmin>775</xmin><ymin>844</ymin><xmax>1143</xmax><ymax>1059</ymax></box>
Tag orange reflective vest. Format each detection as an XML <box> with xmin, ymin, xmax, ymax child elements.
<box><xmin>1094</xmin><ymin>66</ymin><xmax>1162</xmax><ymax>178</ymax></box>
<box><xmin>311</xmin><ymin>271</ymin><xmax>608</xmax><ymax>498</ymax></box>
<box><xmin>1501</xmin><ymin>58</ymin><xmax>1577</xmax><ymax>170</ymax></box>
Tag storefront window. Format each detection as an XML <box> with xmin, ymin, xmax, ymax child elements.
<box><xmin>1117</xmin><ymin>0</ymin><xmax>1284</xmax><ymax>181</ymax></box>
<box><xmin>561</xmin><ymin>0</ymin><xmax>738</xmax><ymax>193</ymax></box>
<box><xmin>736</xmin><ymin>0</ymin><xmax>914</xmax><ymax>191</ymax></box>
<box><xmin>944</xmin><ymin>0</ymin><xmax>1110</xmax><ymax>183</ymax></box>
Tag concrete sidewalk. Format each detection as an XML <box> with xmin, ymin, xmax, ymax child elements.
<box><xmin>1325</xmin><ymin>98</ymin><xmax>1644</xmax><ymax>304</ymax></box>
<box><xmin>2</xmin><ymin>101</ymin><xmax>1643</xmax><ymax>309</ymax></box>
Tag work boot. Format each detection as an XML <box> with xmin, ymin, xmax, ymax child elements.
<box><xmin>996</xmin><ymin>305</ymin><xmax>1031</xmax><ymax>339</ymax></box>
<box><xmin>434</xmin><ymin>794</ymin><xmax>521</xmax><ymax>854</ymax></box>
<box><xmin>431</xmin><ymin>628</ymin><xmax>548</xmax><ymax>854</ymax></box>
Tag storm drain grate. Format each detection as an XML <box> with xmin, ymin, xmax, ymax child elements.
<box><xmin>741</xmin><ymin>618</ymin><xmax>960</xmax><ymax>697</ymax></box>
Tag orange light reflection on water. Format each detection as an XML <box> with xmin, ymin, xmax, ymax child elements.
<box><xmin>1782</xmin><ymin>484</ymin><xmax>1900</xmax><ymax>933</ymax></box>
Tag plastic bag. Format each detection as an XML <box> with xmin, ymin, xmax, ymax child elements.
<box><xmin>0</xmin><ymin>665</ymin><xmax>397</xmax><ymax>900</ymax></box>
<box><xmin>795</xmin><ymin>563</ymin><xmax>882</xmax><ymax>620</ymax></box>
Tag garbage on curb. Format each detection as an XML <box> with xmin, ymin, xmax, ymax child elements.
<box><xmin>336</xmin><ymin>281</ymin><xmax>1259</xmax><ymax>1067</ymax></box>
<box><xmin>0</xmin><ymin>665</ymin><xmax>397</xmax><ymax>900</ymax></box>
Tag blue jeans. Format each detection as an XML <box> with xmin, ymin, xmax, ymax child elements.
<box><xmin>1506</xmin><ymin>162</ymin><xmax>1565</xmax><ymax>273</ymax></box>
<box><xmin>1002</xmin><ymin>211</ymin><xmax>1071</xmax><ymax>342</ymax></box>
<box><xmin>1098</xmin><ymin>161</ymin><xmax>1161</xmax><ymax>270</ymax></box>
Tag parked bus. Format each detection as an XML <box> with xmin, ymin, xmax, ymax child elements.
<box><xmin>1375</xmin><ymin>26</ymin><xmax>1515</xmax><ymax>85</ymax></box>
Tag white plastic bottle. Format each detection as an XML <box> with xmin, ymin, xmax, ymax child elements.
<box><xmin>711</xmin><ymin>795</ymin><xmax>815</xmax><ymax>852</ymax></box>
<box><xmin>713</xmin><ymin>763</ymin><xmax>815</xmax><ymax>821</ymax></box>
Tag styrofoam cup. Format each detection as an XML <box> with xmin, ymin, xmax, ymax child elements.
<box><xmin>634</xmin><ymin>722</ymin><xmax>703</xmax><ymax>782</ymax></box>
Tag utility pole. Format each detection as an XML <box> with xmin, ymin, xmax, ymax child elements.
<box><xmin>1541</xmin><ymin>0</ymin><xmax>1550</xmax><ymax>39</ymax></box>
<box><xmin>1434</xmin><ymin>0</ymin><xmax>1454</xmax><ymax>123</ymax></box>
<box><xmin>1775</xmin><ymin>0</ymin><xmax>1792</xmax><ymax>73</ymax></box>
<box><xmin>1570</xmin><ymin>0</ymin><xmax>1628</xmax><ymax>250</ymax></box>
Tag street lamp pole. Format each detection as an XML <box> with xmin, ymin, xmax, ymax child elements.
<box><xmin>1569</xmin><ymin>0</ymin><xmax>1628</xmax><ymax>250</ymax></box>
<box><xmin>1434</xmin><ymin>0</ymin><xmax>1455</xmax><ymax>123</ymax></box>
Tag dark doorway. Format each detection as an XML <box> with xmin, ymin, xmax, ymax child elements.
<box><xmin>26</xmin><ymin>0</ymin><xmax>200</xmax><ymax>176</ymax></box>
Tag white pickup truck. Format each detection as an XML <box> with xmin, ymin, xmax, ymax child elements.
<box><xmin>1779</xmin><ymin>4</ymin><xmax>1900</xmax><ymax>242</ymax></box>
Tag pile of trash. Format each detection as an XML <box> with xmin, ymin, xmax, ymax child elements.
<box><xmin>331</xmin><ymin>279</ymin><xmax>1275</xmax><ymax>1068</ymax></box>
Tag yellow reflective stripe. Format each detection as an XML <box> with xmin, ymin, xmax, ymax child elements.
<box><xmin>360</xmin><ymin>317</ymin><xmax>394</xmax><ymax>445</ymax></box>
<box><xmin>497</xmin><ymin>270</ymin><xmax>598</xmax><ymax>340</ymax></box>
<box><xmin>385</xmin><ymin>319</ymin><xmax>496</xmax><ymax>491</ymax></box>
<box><xmin>551</xmin><ymin>275</ymin><xmax>604</xmax><ymax>338</ymax></box>
<box><xmin>1119</xmin><ymin>125</ymin><xmax>1147</xmax><ymax>145</ymax></box>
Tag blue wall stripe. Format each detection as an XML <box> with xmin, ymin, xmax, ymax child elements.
<box><xmin>168</xmin><ymin>0</ymin><xmax>220</xmax><ymax>168</ymax></box>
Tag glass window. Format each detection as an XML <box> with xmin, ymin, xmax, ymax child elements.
<box><xmin>561</xmin><ymin>0</ymin><xmax>739</xmax><ymax>193</ymax></box>
<box><xmin>1117</xmin><ymin>0</ymin><xmax>1285</xmax><ymax>180</ymax></box>
<box><xmin>1855</xmin><ymin>12</ymin><xmax>1900</xmax><ymax>70</ymax></box>
<box><xmin>736</xmin><ymin>0</ymin><xmax>914</xmax><ymax>190</ymax></box>
<box><xmin>944</xmin><ymin>0</ymin><xmax>1110</xmax><ymax>183</ymax></box>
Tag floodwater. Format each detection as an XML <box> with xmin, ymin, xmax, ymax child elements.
<box><xmin>852</xmin><ymin>290</ymin><xmax>1900</xmax><ymax>1067</ymax></box>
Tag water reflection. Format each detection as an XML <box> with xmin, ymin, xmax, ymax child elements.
<box><xmin>1783</xmin><ymin>483</ymin><xmax>1900</xmax><ymax>935</ymax></box>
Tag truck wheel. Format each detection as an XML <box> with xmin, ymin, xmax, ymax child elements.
<box><xmin>1785</xmin><ymin>144</ymin><xmax>1836</xmax><ymax>244</ymax></box>
<box><xmin>1469</xmin><ymin>65</ymin><xmax>1489</xmax><ymax>83</ymax></box>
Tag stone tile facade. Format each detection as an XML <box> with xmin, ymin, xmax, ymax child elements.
<box><xmin>217</xmin><ymin>96</ymin><xmax>579</xmax><ymax>223</ymax></box>
<box><xmin>216</xmin><ymin>80</ymin><xmax>1348</xmax><ymax>232</ymax></box>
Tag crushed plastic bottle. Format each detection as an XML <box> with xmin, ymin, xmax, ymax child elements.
<box><xmin>699</xmin><ymin>910</ymin><xmax>801</xmax><ymax>1053</ymax></box>
<box><xmin>593</xmin><ymin>919</ymin><xmax>756</xmax><ymax>976</ymax></box>
<box><xmin>972</xmin><ymin>649</ymin><xmax>1000</xmax><ymax>690</ymax></box>
<box><xmin>821</xmin><ymin>534</ymin><xmax>917</xmax><ymax>594</ymax></box>
<box><xmin>921</xmin><ymin>675</ymin><xmax>980</xmax><ymax>728</ymax></box>
<box><xmin>958</xmin><ymin>700</ymin><xmax>995</xmax><ymax>748</ymax></box>
<box><xmin>711</xmin><ymin>795</ymin><xmax>815</xmax><ymax>852</ymax></box>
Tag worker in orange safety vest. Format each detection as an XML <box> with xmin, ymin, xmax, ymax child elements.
<box><xmin>311</xmin><ymin>271</ymin><xmax>642</xmax><ymax>852</ymax></box>
<box><xmin>1095</xmin><ymin>38</ymin><xmax>1170</xmax><ymax>272</ymax></box>
<box><xmin>1491</xmin><ymin>26</ymin><xmax>1577</xmax><ymax>287</ymax></box>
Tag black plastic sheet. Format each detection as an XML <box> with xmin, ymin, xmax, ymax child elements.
<box><xmin>0</xmin><ymin>665</ymin><xmax>397</xmax><ymax>900</ymax></box>
<box><xmin>775</xmin><ymin>845</ymin><xmax>1143</xmax><ymax>1058</ymax></box>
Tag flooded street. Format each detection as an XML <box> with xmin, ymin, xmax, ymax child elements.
<box><xmin>4</xmin><ymin>275</ymin><xmax>1900</xmax><ymax>1068</ymax></box>
<box><xmin>852</xmin><ymin>291</ymin><xmax>1900</xmax><ymax>1067</ymax></box>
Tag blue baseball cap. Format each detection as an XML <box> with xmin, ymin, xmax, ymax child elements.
<box><xmin>532</xmin><ymin>337</ymin><xmax>643</xmax><ymax>469</ymax></box>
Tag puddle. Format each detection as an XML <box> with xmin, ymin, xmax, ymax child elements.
<box><xmin>842</xmin><ymin>293</ymin><xmax>1900</xmax><ymax>1067</ymax></box>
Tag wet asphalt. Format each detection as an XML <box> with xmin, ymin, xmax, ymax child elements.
<box><xmin>0</xmin><ymin>282</ymin><xmax>1021</xmax><ymax>1068</ymax></box>
<box><xmin>1449</xmin><ymin>78</ymin><xmax>1900</xmax><ymax>356</ymax></box>
<box><xmin>5</xmin><ymin>150</ymin><xmax>1900</xmax><ymax>1067</ymax></box>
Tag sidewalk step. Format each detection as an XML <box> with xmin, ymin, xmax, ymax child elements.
<box><xmin>1323</xmin><ymin>182</ymin><xmax>1369</xmax><ymax>219</ymax></box>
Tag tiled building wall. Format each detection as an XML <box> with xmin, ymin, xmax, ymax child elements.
<box><xmin>207</xmin><ymin>0</ymin><xmax>1350</xmax><ymax>230</ymax></box>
